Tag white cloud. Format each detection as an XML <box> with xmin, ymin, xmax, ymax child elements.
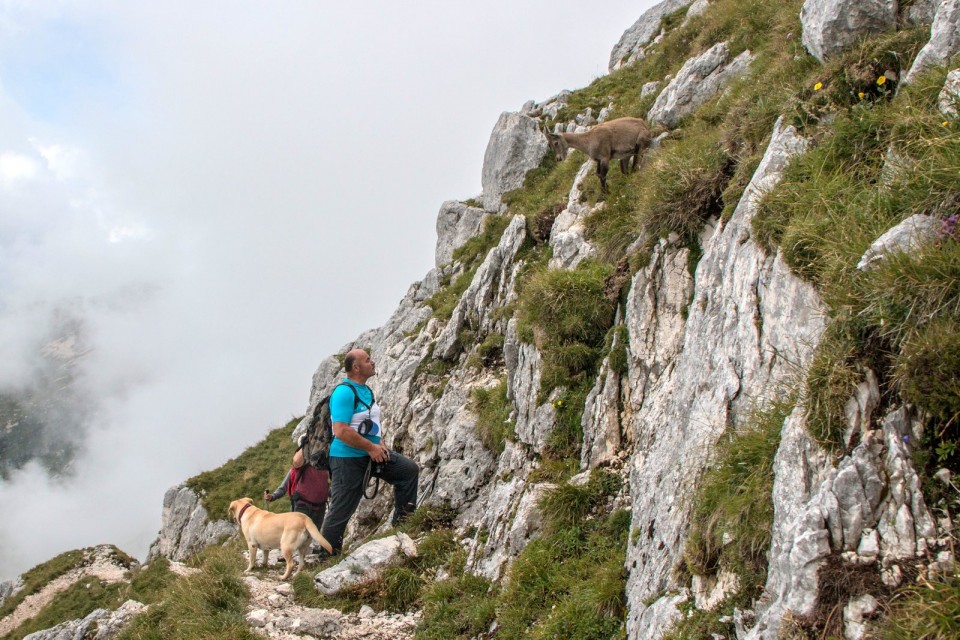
<box><xmin>0</xmin><ymin>151</ymin><xmax>37</xmax><ymax>185</ymax></box>
<box><xmin>31</xmin><ymin>138</ymin><xmax>80</xmax><ymax>180</ymax></box>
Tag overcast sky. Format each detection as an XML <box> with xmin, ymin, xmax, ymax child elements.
<box><xmin>0</xmin><ymin>0</ymin><xmax>658</xmax><ymax>580</ymax></box>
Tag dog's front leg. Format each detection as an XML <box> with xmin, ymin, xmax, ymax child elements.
<box><xmin>245</xmin><ymin>543</ymin><xmax>257</xmax><ymax>572</ymax></box>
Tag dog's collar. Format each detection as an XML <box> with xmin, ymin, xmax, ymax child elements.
<box><xmin>236</xmin><ymin>503</ymin><xmax>253</xmax><ymax>524</ymax></box>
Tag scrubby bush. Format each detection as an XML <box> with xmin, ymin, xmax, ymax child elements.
<box><xmin>470</xmin><ymin>379</ymin><xmax>516</xmax><ymax>454</ymax></box>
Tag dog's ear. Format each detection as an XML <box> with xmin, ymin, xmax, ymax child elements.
<box><xmin>227</xmin><ymin>501</ymin><xmax>235</xmax><ymax>518</ymax></box>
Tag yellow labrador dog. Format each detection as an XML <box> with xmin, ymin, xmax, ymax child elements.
<box><xmin>228</xmin><ymin>498</ymin><xmax>333</xmax><ymax>580</ymax></box>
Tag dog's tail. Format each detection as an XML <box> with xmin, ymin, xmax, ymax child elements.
<box><xmin>304</xmin><ymin>519</ymin><xmax>334</xmax><ymax>554</ymax></box>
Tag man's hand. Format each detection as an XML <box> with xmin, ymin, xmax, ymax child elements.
<box><xmin>370</xmin><ymin>444</ymin><xmax>390</xmax><ymax>464</ymax></box>
<box><xmin>263</xmin><ymin>491</ymin><xmax>272</xmax><ymax>502</ymax></box>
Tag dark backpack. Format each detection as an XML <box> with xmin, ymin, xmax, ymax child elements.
<box><xmin>302</xmin><ymin>383</ymin><xmax>373</xmax><ymax>471</ymax></box>
<box><xmin>290</xmin><ymin>464</ymin><xmax>329</xmax><ymax>507</ymax></box>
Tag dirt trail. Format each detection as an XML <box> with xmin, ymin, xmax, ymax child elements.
<box><xmin>243</xmin><ymin>552</ymin><xmax>419</xmax><ymax>640</ymax></box>
<box><xmin>0</xmin><ymin>548</ymin><xmax>130</xmax><ymax>637</ymax></box>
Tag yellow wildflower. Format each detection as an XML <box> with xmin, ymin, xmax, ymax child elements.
<box><xmin>858</xmin><ymin>91</ymin><xmax>865</xmax><ymax>99</ymax></box>
<box><xmin>944</xmin><ymin>121</ymin><xmax>951</xmax><ymax>127</ymax></box>
<box><xmin>877</xmin><ymin>75</ymin><xmax>887</xmax><ymax>86</ymax></box>
<box><xmin>813</xmin><ymin>82</ymin><xmax>823</xmax><ymax>91</ymax></box>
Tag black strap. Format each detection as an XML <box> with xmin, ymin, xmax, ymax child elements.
<box><xmin>363</xmin><ymin>458</ymin><xmax>380</xmax><ymax>500</ymax></box>
<box><xmin>341</xmin><ymin>381</ymin><xmax>374</xmax><ymax>413</ymax></box>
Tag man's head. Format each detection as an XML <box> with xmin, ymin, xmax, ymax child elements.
<box><xmin>344</xmin><ymin>348</ymin><xmax>376</xmax><ymax>383</ymax></box>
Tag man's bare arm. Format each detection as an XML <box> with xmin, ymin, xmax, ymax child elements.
<box><xmin>332</xmin><ymin>422</ymin><xmax>389</xmax><ymax>463</ymax></box>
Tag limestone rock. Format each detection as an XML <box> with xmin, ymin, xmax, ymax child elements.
<box><xmin>641</xmin><ymin>80</ymin><xmax>662</xmax><ymax>98</ymax></box>
<box><xmin>636</xmin><ymin>590</ymin><xmax>689</xmax><ymax>638</ymax></box>
<box><xmin>939</xmin><ymin>68</ymin><xmax>960</xmax><ymax>117</ymax></box>
<box><xmin>581</xmin><ymin>337</ymin><xmax>623</xmax><ymax>470</ymax></box>
<box><xmin>548</xmin><ymin>161</ymin><xmax>599</xmax><ymax>270</ymax></box>
<box><xmin>685</xmin><ymin>0</ymin><xmax>711</xmax><ymax>22</ymax></box>
<box><xmin>433</xmin><ymin>215</ymin><xmax>526</xmax><ymax>360</ymax></box>
<box><xmin>0</xmin><ymin>577</ymin><xmax>23</xmax><ymax>608</ymax></box>
<box><xmin>609</xmin><ymin>0</ymin><xmax>696</xmax><ymax>70</ymax></box>
<box><xmin>472</xmin><ymin>476</ymin><xmax>552</xmax><ymax>580</ymax></box>
<box><xmin>843</xmin><ymin>594</ymin><xmax>878</xmax><ymax>640</ymax></box>
<box><xmin>504</xmin><ymin>319</ymin><xmax>560</xmax><ymax>453</ymax></box>
<box><xmin>314</xmin><ymin>533</ymin><xmax>417</xmax><ymax>595</ymax></box>
<box><xmin>692</xmin><ymin>569</ymin><xmax>741</xmax><ymax>611</ymax></box>
<box><xmin>147</xmin><ymin>484</ymin><xmax>236</xmax><ymax>562</ymax></box>
<box><xmin>435</xmin><ymin>200</ymin><xmax>489</xmax><ymax>268</ymax></box>
<box><xmin>647</xmin><ymin>42</ymin><xmax>755</xmax><ymax>128</ymax></box>
<box><xmin>801</xmin><ymin>0</ymin><xmax>897</xmax><ymax>62</ymax></box>
<box><xmin>22</xmin><ymin>600</ymin><xmax>145</xmax><ymax>640</ymax></box>
<box><xmin>842</xmin><ymin>369</ymin><xmax>880</xmax><ymax>449</ymax></box>
<box><xmin>856</xmin><ymin>214</ymin><xmax>940</xmax><ymax>271</ymax></box>
<box><xmin>480</xmin><ymin>112</ymin><xmax>549</xmax><ymax>212</ymax></box>
<box><xmin>905</xmin><ymin>0</ymin><xmax>960</xmax><ymax>84</ymax></box>
<box><xmin>626</xmin><ymin>119</ymin><xmax>825</xmax><ymax>638</ymax></box>
<box><xmin>906</xmin><ymin>0</ymin><xmax>942</xmax><ymax>25</ymax></box>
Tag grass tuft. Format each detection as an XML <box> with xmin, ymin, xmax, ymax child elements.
<box><xmin>470</xmin><ymin>379</ymin><xmax>516</xmax><ymax>454</ymax></box>
<box><xmin>117</xmin><ymin>544</ymin><xmax>258</xmax><ymax>640</ymax></box>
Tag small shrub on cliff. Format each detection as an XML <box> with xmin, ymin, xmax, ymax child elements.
<box><xmin>470</xmin><ymin>378</ymin><xmax>516</xmax><ymax>454</ymax></box>
<box><xmin>501</xmin><ymin>151</ymin><xmax>585</xmax><ymax>226</ymax></box>
<box><xmin>679</xmin><ymin>394</ymin><xmax>794</xmax><ymax>639</ymax></box>
<box><xmin>686</xmin><ymin>397</ymin><xmax>792</xmax><ymax>576</ymax></box>
<box><xmin>424</xmin><ymin>267</ymin><xmax>477</xmax><ymax>321</ymax></box>
<box><xmin>874</xmin><ymin>571</ymin><xmax>960</xmax><ymax>639</ymax></box>
<box><xmin>516</xmin><ymin>260</ymin><xmax>615</xmax><ymax>397</ymax></box>
<box><xmin>495</xmin><ymin>499</ymin><xmax>630</xmax><ymax>640</ymax></box>
<box><xmin>637</xmin><ymin>123</ymin><xmax>735</xmax><ymax>243</ymax></box>
<box><xmin>418</xmin><ymin>570</ymin><xmax>498</xmax><ymax>640</ymax></box>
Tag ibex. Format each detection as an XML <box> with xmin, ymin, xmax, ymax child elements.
<box><xmin>543</xmin><ymin>116</ymin><xmax>652</xmax><ymax>193</ymax></box>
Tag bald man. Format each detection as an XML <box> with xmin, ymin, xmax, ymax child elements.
<box><xmin>320</xmin><ymin>348</ymin><xmax>419</xmax><ymax>554</ymax></box>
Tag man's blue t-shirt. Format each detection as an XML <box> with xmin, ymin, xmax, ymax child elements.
<box><xmin>329</xmin><ymin>380</ymin><xmax>382</xmax><ymax>458</ymax></box>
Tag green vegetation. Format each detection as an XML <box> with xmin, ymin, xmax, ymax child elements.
<box><xmin>501</xmin><ymin>153</ymin><xmax>590</xmax><ymax>227</ymax></box>
<box><xmin>754</xmin><ymin>59</ymin><xmax>960</xmax><ymax>466</ymax></box>
<box><xmin>424</xmin><ymin>267</ymin><xmax>477</xmax><ymax>321</ymax></box>
<box><xmin>633</xmin><ymin>122</ymin><xmax>734</xmax><ymax>244</ymax></box>
<box><xmin>516</xmin><ymin>260</ymin><xmax>615</xmax><ymax>398</ymax></box>
<box><xmin>425</xmin><ymin>214</ymin><xmax>513</xmax><ymax>322</ymax></box>
<box><xmin>116</xmin><ymin>544</ymin><xmax>258</xmax><ymax>640</ymax></box>
<box><xmin>495</xmin><ymin>472</ymin><xmax>628</xmax><ymax>639</ymax></box>
<box><xmin>669</xmin><ymin>396</ymin><xmax>795</xmax><ymax>638</ymax></box>
<box><xmin>0</xmin><ymin>549</ymin><xmax>87</xmax><ymax>621</ymax></box>
<box><xmin>875</xmin><ymin>572</ymin><xmax>960</xmax><ymax>639</ymax></box>
<box><xmin>418</xmin><ymin>567</ymin><xmax>497</xmax><ymax>639</ymax></box>
<box><xmin>470</xmin><ymin>379</ymin><xmax>516</xmax><ymax>454</ymax></box>
<box><xmin>186</xmin><ymin>417</ymin><xmax>300</xmax><ymax>518</ymax></box>
<box><xmin>465</xmin><ymin>332</ymin><xmax>505</xmax><ymax>370</ymax></box>
<box><xmin>0</xmin><ymin>547</ymin><xmax>160</xmax><ymax>640</ymax></box>
<box><xmin>4</xmin><ymin>577</ymin><xmax>130</xmax><ymax>640</ymax></box>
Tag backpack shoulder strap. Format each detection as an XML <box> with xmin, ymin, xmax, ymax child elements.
<box><xmin>338</xmin><ymin>381</ymin><xmax>372</xmax><ymax>412</ymax></box>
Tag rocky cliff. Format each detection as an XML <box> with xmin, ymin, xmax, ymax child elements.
<box><xmin>130</xmin><ymin>1</ymin><xmax>960</xmax><ymax>638</ymax></box>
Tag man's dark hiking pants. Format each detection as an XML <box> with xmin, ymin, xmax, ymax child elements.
<box><xmin>321</xmin><ymin>451</ymin><xmax>419</xmax><ymax>555</ymax></box>
<box><xmin>294</xmin><ymin>501</ymin><xmax>326</xmax><ymax>536</ymax></box>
